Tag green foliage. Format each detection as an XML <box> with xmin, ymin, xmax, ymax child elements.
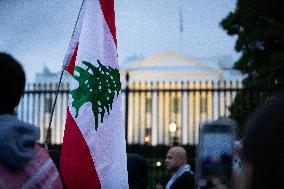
<box><xmin>70</xmin><ymin>60</ymin><xmax>121</xmax><ymax>130</ymax></box>
<box><xmin>220</xmin><ymin>0</ymin><xmax>284</xmax><ymax>132</ymax></box>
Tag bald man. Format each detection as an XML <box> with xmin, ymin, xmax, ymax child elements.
<box><xmin>164</xmin><ymin>147</ymin><xmax>195</xmax><ymax>189</ymax></box>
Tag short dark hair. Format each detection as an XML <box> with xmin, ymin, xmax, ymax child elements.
<box><xmin>242</xmin><ymin>91</ymin><xmax>284</xmax><ymax>189</ymax></box>
<box><xmin>0</xmin><ymin>53</ymin><xmax>26</xmax><ymax>114</ymax></box>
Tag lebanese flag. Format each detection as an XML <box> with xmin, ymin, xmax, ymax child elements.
<box><xmin>60</xmin><ymin>0</ymin><xmax>128</xmax><ymax>188</ymax></box>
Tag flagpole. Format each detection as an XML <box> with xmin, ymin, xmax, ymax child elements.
<box><xmin>44</xmin><ymin>0</ymin><xmax>85</xmax><ymax>150</ymax></box>
<box><xmin>70</xmin><ymin>0</ymin><xmax>85</xmax><ymax>40</ymax></box>
<box><xmin>44</xmin><ymin>69</ymin><xmax>64</xmax><ymax>150</ymax></box>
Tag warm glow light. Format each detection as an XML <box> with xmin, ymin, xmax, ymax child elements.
<box><xmin>144</xmin><ymin>136</ymin><xmax>151</xmax><ymax>143</ymax></box>
<box><xmin>169</xmin><ymin>123</ymin><xmax>177</xmax><ymax>133</ymax></box>
<box><xmin>156</xmin><ymin>161</ymin><xmax>162</xmax><ymax>167</ymax></box>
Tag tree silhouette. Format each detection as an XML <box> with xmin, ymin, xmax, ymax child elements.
<box><xmin>220</xmin><ymin>0</ymin><xmax>284</xmax><ymax>133</ymax></box>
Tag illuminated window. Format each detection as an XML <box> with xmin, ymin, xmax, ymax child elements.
<box><xmin>172</xmin><ymin>97</ymin><xmax>181</xmax><ymax>113</ymax></box>
<box><xmin>144</xmin><ymin>128</ymin><xmax>151</xmax><ymax>143</ymax></box>
<box><xmin>200</xmin><ymin>96</ymin><xmax>207</xmax><ymax>113</ymax></box>
<box><xmin>145</xmin><ymin>98</ymin><xmax>152</xmax><ymax>113</ymax></box>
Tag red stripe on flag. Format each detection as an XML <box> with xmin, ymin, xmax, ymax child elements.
<box><xmin>60</xmin><ymin>110</ymin><xmax>101</xmax><ymax>189</ymax></box>
<box><xmin>67</xmin><ymin>43</ymin><xmax>79</xmax><ymax>74</ymax></box>
<box><xmin>99</xmin><ymin>0</ymin><xmax>117</xmax><ymax>46</ymax></box>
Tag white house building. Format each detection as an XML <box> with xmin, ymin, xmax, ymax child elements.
<box><xmin>120</xmin><ymin>51</ymin><xmax>242</xmax><ymax>145</ymax></box>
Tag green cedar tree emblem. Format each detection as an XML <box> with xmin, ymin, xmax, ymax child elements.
<box><xmin>70</xmin><ymin>60</ymin><xmax>121</xmax><ymax>130</ymax></box>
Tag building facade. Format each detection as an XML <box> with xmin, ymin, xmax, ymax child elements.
<box><xmin>120</xmin><ymin>51</ymin><xmax>242</xmax><ymax>145</ymax></box>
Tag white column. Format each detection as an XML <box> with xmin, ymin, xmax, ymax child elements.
<box><xmin>151</xmin><ymin>82</ymin><xmax>158</xmax><ymax>145</ymax></box>
<box><xmin>182</xmin><ymin>81</ymin><xmax>188</xmax><ymax>144</ymax></box>
<box><xmin>213</xmin><ymin>81</ymin><xmax>219</xmax><ymax>120</ymax></box>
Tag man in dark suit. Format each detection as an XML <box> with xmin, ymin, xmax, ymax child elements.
<box><xmin>165</xmin><ymin>147</ymin><xmax>195</xmax><ymax>189</ymax></box>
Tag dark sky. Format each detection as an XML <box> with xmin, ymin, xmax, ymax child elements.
<box><xmin>0</xmin><ymin>0</ymin><xmax>238</xmax><ymax>81</ymax></box>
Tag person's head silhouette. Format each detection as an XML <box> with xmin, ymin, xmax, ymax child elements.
<box><xmin>240</xmin><ymin>91</ymin><xmax>284</xmax><ymax>189</ymax></box>
<box><xmin>0</xmin><ymin>53</ymin><xmax>25</xmax><ymax>115</ymax></box>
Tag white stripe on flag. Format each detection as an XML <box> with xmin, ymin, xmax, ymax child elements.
<box><xmin>63</xmin><ymin>0</ymin><xmax>85</xmax><ymax>69</ymax></box>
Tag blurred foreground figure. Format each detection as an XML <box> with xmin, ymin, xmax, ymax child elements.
<box><xmin>0</xmin><ymin>53</ymin><xmax>63</xmax><ymax>189</ymax></box>
<box><xmin>238</xmin><ymin>91</ymin><xmax>284</xmax><ymax>189</ymax></box>
<box><xmin>127</xmin><ymin>153</ymin><xmax>148</xmax><ymax>189</ymax></box>
<box><xmin>165</xmin><ymin>146</ymin><xmax>195</xmax><ymax>189</ymax></box>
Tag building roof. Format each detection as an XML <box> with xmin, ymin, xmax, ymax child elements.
<box><xmin>122</xmin><ymin>51</ymin><xmax>223</xmax><ymax>74</ymax></box>
<box><xmin>120</xmin><ymin>51</ymin><xmax>225</xmax><ymax>82</ymax></box>
<box><xmin>33</xmin><ymin>51</ymin><xmax>243</xmax><ymax>84</ymax></box>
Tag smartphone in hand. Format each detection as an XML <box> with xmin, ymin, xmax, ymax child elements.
<box><xmin>196</xmin><ymin>118</ymin><xmax>236</xmax><ymax>189</ymax></box>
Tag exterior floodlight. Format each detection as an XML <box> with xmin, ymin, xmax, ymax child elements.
<box><xmin>156</xmin><ymin>161</ymin><xmax>162</xmax><ymax>167</ymax></box>
<box><xmin>169</xmin><ymin>122</ymin><xmax>177</xmax><ymax>133</ymax></box>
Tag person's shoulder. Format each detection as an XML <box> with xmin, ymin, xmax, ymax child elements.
<box><xmin>171</xmin><ymin>171</ymin><xmax>194</xmax><ymax>189</ymax></box>
<box><xmin>179</xmin><ymin>171</ymin><xmax>194</xmax><ymax>182</ymax></box>
<box><xmin>24</xmin><ymin>144</ymin><xmax>61</xmax><ymax>180</ymax></box>
<box><xmin>0</xmin><ymin>144</ymin><xmax>63</xmax><ymax>189</ymax></box>
<box><xmin>33</xmin><ymin>144</ymin><xmax>52</xmax><ymax>161</ymax></box>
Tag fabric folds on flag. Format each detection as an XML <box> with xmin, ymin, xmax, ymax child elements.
<box><xmin>60</xmin><ymin>0</ymin><xmax>128</xmax><ymax>188</ymax></box>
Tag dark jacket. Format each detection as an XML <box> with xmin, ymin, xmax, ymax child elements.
<box><xmin>127</xmin><ymin>153</ymin><xmax>148</xmax><ymax>189</ymax></box>
<box><xmin>170</xmin><ymin>171</ymin><xmax>195</xmax><ymax>189</ymax></box>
